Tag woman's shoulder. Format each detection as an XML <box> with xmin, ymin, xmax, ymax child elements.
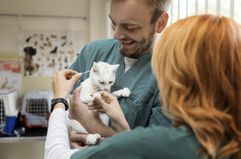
<box><xmin>95</xmin><ymin>126</ymin><xmax>201</xmax><ymax>158</ymax></box>
<box><xmin>130</xmin><ymin>125</ymin><xmax>195</xmax><ymax>143</ymax></box>
<box><xmin>126</xmin><ymin>126</ymin><xmax>201</xmax><ymax>159</ymax></box>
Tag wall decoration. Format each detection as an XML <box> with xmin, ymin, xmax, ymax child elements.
<box><xmin>0</xmin><ymin>61</ymin><xmax>22</xmax><ymax>93</ymax></box>
<box><xmin>22</xmin><ymin>31</ymin><xmax>84</xmax><ymax>77</ymax></box>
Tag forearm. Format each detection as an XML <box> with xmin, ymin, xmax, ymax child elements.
<box><xmin>45</xmin><ymin>106</ymin><xmax>78</xmax><ymax>159</ymax></box>
<box><xmin>72</xmin><ymin>108</ymin><xmax>117</xmax><ymax>137</ymax></box>
<box><xmin>111</xmin><ymin>119</ymin><xmax>130</xmax><ymax>132</ymax></box>
<box><xmin>81</xmin><ymin>113</ymin><xmax>129</xmax><ymax>136</ymax></box>
<box><xmin>84</xmin><ymin>120</ymin><xmax>117</xmax><ymax>137</ymax></box>
<box><xmin>106</xmin><ymin>111</ymin><xmax>130</xmax><ymax>133</ymax></box>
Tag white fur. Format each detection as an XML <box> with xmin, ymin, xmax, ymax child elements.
<box><xmin>67</xmin><ymin>61</ymin><xmax>131</xmax><ymax>145</ymax></box>
<box><xmin>112</xmin><ymin>88</ymin><xmax>131</xmax><ymax>97</ymax></box>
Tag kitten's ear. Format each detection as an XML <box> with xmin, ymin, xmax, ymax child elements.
<box><xmin>112</xmin><ymin>64</ymin><xmax>119</xmax><ymax>73</ymax></box>
<box><xmin>92</xmin><ymin>62</ymin><xmax>98</xmax><ymax>73</ymax></box>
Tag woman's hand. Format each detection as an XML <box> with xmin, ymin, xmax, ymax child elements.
<box><xmin>88</xmin><ymin>92</ymin><xmax>130</xmax><ymax>132</ymax></box>
<box><xmin>69</xmin><ymin>86</ymin><xmax>116</xmax><ymax>137</ymax></box>
<box><xmin>52</xmin><ymin>69</ymin><xmax>81</xmax><ymax>98</ymax></box>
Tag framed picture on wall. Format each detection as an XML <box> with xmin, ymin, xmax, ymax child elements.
<box><xmin>0</xmin><ymin>61</ymin><xmax>22</xmax><ymax>93</ymax></box>
<box><xmin>22</xmin><ymin>31</ymin><xmax>85</xmax><ymax>77</ymax></box>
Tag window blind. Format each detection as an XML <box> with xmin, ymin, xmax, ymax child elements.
<box><xmin>169</xmin><ymin>0</ymin><xmax>239</xmax><ymax>24</ymax></box>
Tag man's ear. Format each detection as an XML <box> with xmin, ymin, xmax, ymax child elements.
<box><xmin>155</xmin><ymin>12</ymin><xmax>169</xmax><ymax>33</ymax></box>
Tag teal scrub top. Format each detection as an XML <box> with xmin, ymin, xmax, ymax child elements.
<box><xmin>71</xmin><ymin>126</ymin><xmax>202</xmax><ymax>159</ymax></box>
<box><xmin>69</xmin><ymin>39</ymin><xmax>171</xmax><ymax>128</ymax></box>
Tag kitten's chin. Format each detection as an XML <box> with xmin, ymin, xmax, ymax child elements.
<box><xmin>98</xmin><ymin>87</ymin><xmax>110</xmax><ymax>91</ymax></box>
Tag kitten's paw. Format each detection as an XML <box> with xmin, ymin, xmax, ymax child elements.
<box><xmin>122</xmin><ymin>88</ymin><xmax>131</xmax><ymax>97</ymax></box>
<box><xmin>85</xmin><ymin>133</ymin><xmax>102</xmax><ymax>145</ymax></box>
<box><xmin>112</xmin><ymin>88</ymin><xmax>131</xmax><ymax>98</ymax></box>
<box><xmin>93</xmin><ymin>133</ymin><xmax>101</xmax><ymax>139</ymax></box>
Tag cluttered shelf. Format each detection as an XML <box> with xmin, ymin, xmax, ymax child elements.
<box><xmin>0</xmin><ymin>90</ymin><xmax>51</xmax><ymax>142</ymax></box>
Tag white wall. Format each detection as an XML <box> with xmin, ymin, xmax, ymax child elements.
<box><xmin>0</xmin><ymin>0</ymin><xmax>88</xmax><ymax>17</ymax></box>
<box><xmin>89</xmin><ymin>0</ymin><xmax>108</xmax><ymax>41</ymax></box>
<box><xmin>0</xmin><ymin>16</ymin><xmax>19</xmax><ymax>54</ymax></box>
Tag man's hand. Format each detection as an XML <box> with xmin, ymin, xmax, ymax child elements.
<box><xmin>69</xmin><ymin>86</ymin><xmax>116</xmax><ymax>137</ymax></box>
<box><xmin>69</xmin><ymin>132</ymin><xmax>88</xmax><ymax>149</ymax></box>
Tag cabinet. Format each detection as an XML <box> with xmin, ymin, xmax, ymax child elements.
<box><xmin>0</xmin><ymin>137</ymin><xmax>45</xmax><ymax>159</ymax></box>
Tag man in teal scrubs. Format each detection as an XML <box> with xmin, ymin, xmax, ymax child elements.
<box><xmin>45</xmin><ymin>13</ymin><xmax>240</xmax><ymax>159</ymax></box>
<box><xmin>69</xmin><ymin>0</ymin><xmax>172</xmax><ymax>138</ymax></box>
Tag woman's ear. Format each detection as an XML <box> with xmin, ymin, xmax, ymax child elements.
<box><xmin>155</xmin><ymin>12</ymin><xmax>169</xmax><ymax>33</ymax></box>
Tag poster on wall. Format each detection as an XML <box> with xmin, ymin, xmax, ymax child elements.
<box><xmin>22</xmin><ymin>31</ymin><xmax>85</xmax><ymax>77</ymax></box>
<box><xmin>0</xmin><ymin>61</ymin><xmax>22</xmax><ymax>93</ymax></box>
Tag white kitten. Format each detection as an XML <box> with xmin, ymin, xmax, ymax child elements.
<box><xmin>67</xmin><ymin>61</ymin><xmax>131</xmax><ymax>145</ymax></box>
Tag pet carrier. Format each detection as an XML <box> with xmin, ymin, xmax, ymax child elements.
<box><xmin>21</xmin><ymin>90</ymin><xmax>53</xmax><ymax>128</ymax></box>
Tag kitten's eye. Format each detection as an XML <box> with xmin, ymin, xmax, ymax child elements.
<box><xmin>99</xmin><ymin>81</ymin><xmax>105</xmax><ymax>85</ymax></box>
<box><xmin>109</xmin><ymin>81</ymin><xmax>113</xmax><ymax>84</ymax></box>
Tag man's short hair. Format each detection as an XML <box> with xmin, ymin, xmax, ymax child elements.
<box><xmin>145</xmin><ymin>0</ymin><xmax>172</xmax><ymax>23</ymax></box>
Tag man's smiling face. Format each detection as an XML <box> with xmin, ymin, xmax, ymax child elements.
<box><xmin>110</xmin><ymin>0</ymin><xmax>156</xmax><ymax>58</ymax></box>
